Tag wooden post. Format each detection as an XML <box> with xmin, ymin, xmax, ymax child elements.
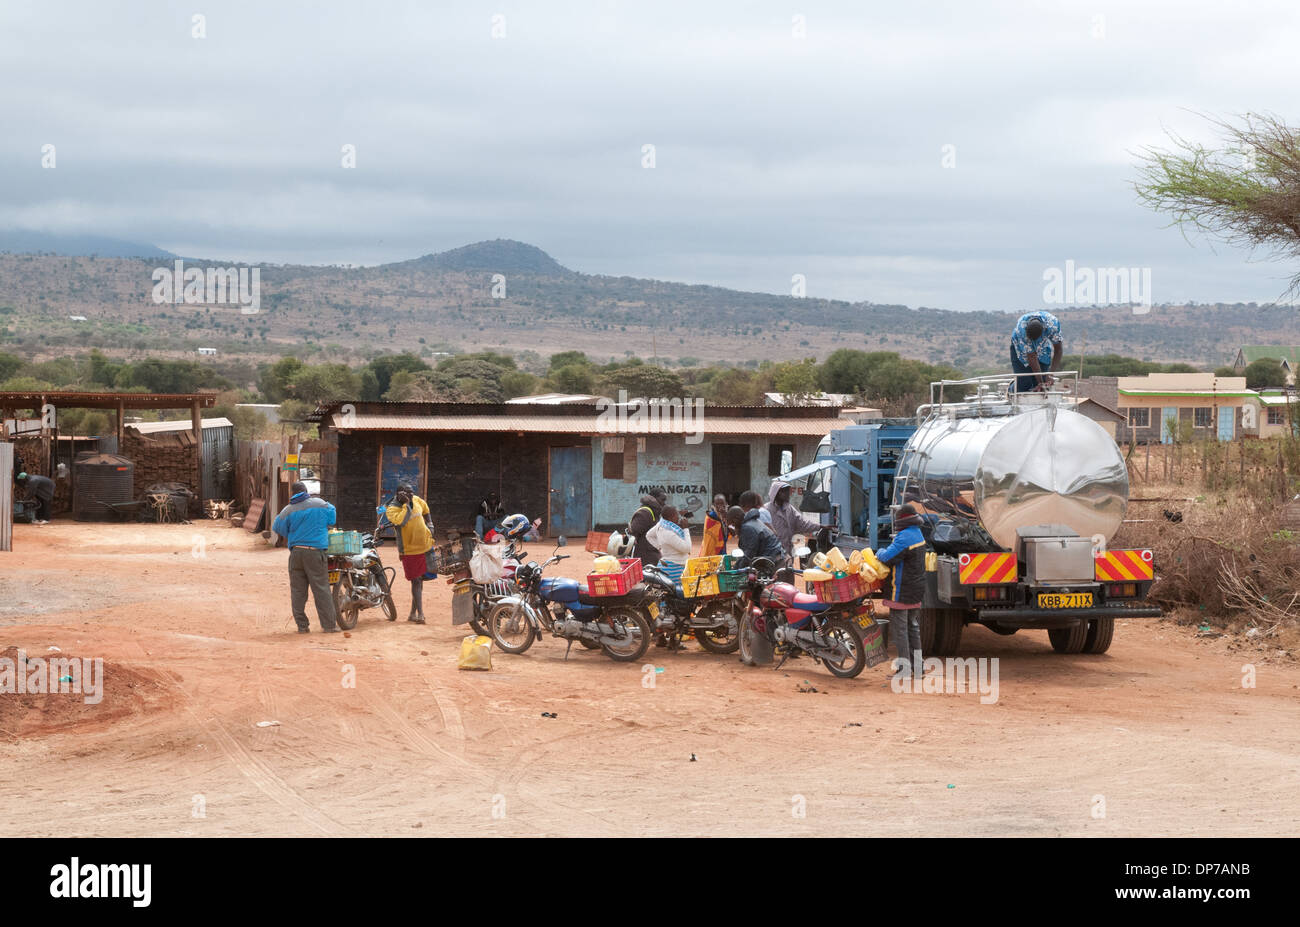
<box><xmin>0</xmin><ymin>442</ymin><xmax>12</xmax><ymax>551</ymax></box>
<box><xmin>192</xmin><ymin>399</ymin><xmax>203</xmax><ymax>504</ymax></box>
<box><xmin>1145</xmin><ymin>440</ymin><xmax>1150</xmax><ymax>482</ymax></box>
<box><xmin>116</xmin><ymin>399</ymin><xmax>125</xmax><ymax>447</ymax></box>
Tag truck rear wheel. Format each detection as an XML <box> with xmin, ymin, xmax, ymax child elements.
<box><xmin>923</xmin><ymin>607</ymin><xmax>964</xmax><ymax>656</ymax></box>
<box><xmin>1048</xmin><ymin>620</ymin><xmax>1088</xmax><ymax>653</ymax></box>
<box><xmin>1083</xmin><ymin>616</ymin><xmax>1114</xmax><ymax>654</ymax></box>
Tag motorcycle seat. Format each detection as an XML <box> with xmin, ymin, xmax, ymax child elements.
<box><xmin>770</xmin><ymin>582</ymin><xmax>831</xmax><ymax>612</ymax></box>
<box><xmin>577</xmin><ymin>584</ymin><xmax>648</xmax><ymax>608</ymax></box>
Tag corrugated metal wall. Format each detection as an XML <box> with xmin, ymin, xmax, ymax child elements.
<box><xmin>201</xmin><ymin>424</ymin><xmax>234</xmax><ymax>501</ymax></box>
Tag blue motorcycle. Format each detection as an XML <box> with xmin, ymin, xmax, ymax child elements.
<box><xmin>486</xmin><ymin>537</ymin><xmax>652</xmax><ymax>662</ymax></box>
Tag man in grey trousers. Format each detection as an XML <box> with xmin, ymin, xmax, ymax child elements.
<box><xmin>271</xmin><ymin>481</ymin><xmax>340</xmax><ymax>633</ymax></box>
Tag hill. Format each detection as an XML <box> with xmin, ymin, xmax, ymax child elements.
<box><xmin>1</xmin><ymin>239</ymin><xmax>1298</xmax><ymax>373</ymax></box>
<box><xmin>0</xmin><ymin>229</ymin><xmax>175</xmax><ymax>259</ymax></box>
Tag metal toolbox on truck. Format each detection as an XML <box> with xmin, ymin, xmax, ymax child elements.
<box><xmin>1018</xmin><ymin>526</ymin><xmax>1094</xmax><ymax>584</ymax></box>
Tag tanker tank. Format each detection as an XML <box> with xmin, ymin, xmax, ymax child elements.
<box><xmin>895</xmin><ymin>400</ymin><xmax>1129</xmax><ymax>551</ymax></box>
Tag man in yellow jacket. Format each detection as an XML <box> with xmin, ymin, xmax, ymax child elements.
<box><xmin>385</xmin><ymin>483</ymin><xmax>434</xmax><ymax>624</ymax></box>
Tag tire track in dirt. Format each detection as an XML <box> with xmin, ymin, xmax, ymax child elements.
<box><xmin>182</xmin><ymin>703</ymin><xmax>350</xmax><ymax>835</ymax></box>
<box><xmin>170</xmin><ymin>643</ymin><xmax>351</xmax><ymax>836</ymax></box>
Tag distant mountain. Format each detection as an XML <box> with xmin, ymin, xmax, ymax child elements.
<box><xmin>401</xmin><ymin>239</ymin><xmax>572</xmax><ymax>275</ymax></box>
<box><xmin>2</xmin><ymin>238</ymin><xmax>1298</xmax><ymax>372</ymax></box>
<box><xmin>0</xmin><ymin>229</ymin><xmax>175</xmax><ymax>259</ymax></box>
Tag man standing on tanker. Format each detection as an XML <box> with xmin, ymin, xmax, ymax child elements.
<box><xmin>1009</xmin><ymin>310</ymin><xmax>1063</xmax><ymax>392</ymax></box>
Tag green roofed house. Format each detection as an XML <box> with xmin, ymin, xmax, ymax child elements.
<box><xmin>1232</xmin><ymin>346</ymin><xmax>1300</xmax><ymax>385</ymax></box>
<box><xmin>1116</xmin><ymin>373</ymin><xmax>1253</xmax><ymax>444</ymax></box>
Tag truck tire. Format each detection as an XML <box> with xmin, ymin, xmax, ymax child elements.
<box><xmin>919</xmin><ymin>610</ymin><xmax>936</xmax><ymax>653</ymax></box>
<box><xmin>931</xmin><ymin>608</ymin><xmax>964</xmax><ymax>656</ymax></box>
<box><xmin>1083</xmin><ymin>616</ymin><xmax>1114</xmax><ymax>654</ymax></box>
<box><xmin>1048</xmin><ymin>620</ymin><xmax>1088</xmax><ymax>653</ymax></box>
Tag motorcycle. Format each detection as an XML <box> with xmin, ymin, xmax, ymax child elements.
<box><xmin>640</xmin><ymin>563</ymin><xmax>745</xmax><ymax>654</ymax></box>
<box><xmin>486</xmin><ymin>537</ymin><xmax>652</xmax><ymax>662</ymax></box>
<box><xmin>328</xmin><ymin>526</ymin><xmax>398</xmax><ymax>629</ymax></box>
<box><xmin>447</xmin><ymin>536</ymin><xmax>527</xmax><ymax>636</ymax></box>
<box><xmin>736</xmin><ymin>555</ymin><xmax>869</xmax><ymax>679</ymax></box>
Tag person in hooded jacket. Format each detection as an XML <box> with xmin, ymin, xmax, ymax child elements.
<box><xmin>765</xmin><ymin>480</ymin><xmax>822</xmax><ymax>556</ymax></box>
<box><xmin>626</xmin><ymin>494</ymin><xmax>663</xmax><ymax>566</ymax></box>
<box><xmin>875</xmin><ymin>503</ymin><xmax>930</xmax><ymax>680</ymax></box>
<box><xmin>730</xmin><ymin>500</ymin><xmax>787</xmax><ymax>567</ymax></box>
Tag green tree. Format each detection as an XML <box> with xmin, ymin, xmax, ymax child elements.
<box><xmin>288</xmin><ymin>364</ymin><xmax>362</xmax><ymax>404</ymax></box>
<box><xmin>772</xmin><ymin>358</ymin><xmax>819</xmax><ymax>400</ymax></box>
<box><xmin>598</xmin><ymin>364</ymin><xmax>685</xmax><ymax>399</ymax></box>
<box><xmin>1244</xmin><ymin>357</ymin><xmax>1288</xmax><ymax>389</ymax></box>
<box><xmin>549</xmin><ymin>363</ymin><xmax>597</xmax><ymax>394</ymax></box>
<box><xmin>708</xmin><ymin>368</ymin><xmax>764</xmax><ymax>405</ymax></box>
<box><xmin>0</xmin><ymin>351</ymin><xmax>24</xmax><ymax>382</ymax></box>
<box><xmin>364</xmin><ymin>352</ymin><xmax>430</xmax><ymax>400</ymax></box>
<box><xmin>548</xmin><ymin>350</ymin><xmax>590</xmax><ymax>371</ymax></box>
<box><xmin>500</xmin><ymin>370</ymin><xmax>537</xmax><ymax>399</ymax></box>
<box><xmin>1135</xmin><ymin>113</ymin><xmax>1300</xmax><ymax>296</ymax></box>
<box><xmin>259</xmin><ymin>356</ymin><xmax>305</xmax><ymax>402</ymax></box>
<box><xmin>819</xmin><ymin>349</ymin><xmax>874</xmax><ymax>394</ymax></box>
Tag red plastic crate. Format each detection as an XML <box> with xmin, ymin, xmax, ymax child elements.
<box><xmin>807</xmin><ymin>571</ymin><xmax>874</xmax><ymax>603</ymax></box>
<box><xmin>586</xmin><ymin>558</ymin><xmax>643</xmax><ymax>596</ymax></box>
<box><xmin>585</xmin><ymin>531</ymin><xmax>613</xmax><ymax>554</ymax></box>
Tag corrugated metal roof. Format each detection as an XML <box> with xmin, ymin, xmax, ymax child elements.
<box><xmin>327</xmin><ymin>412</ymin><xmax>834</xmax><ymax>436</ymax></box>
<box><xmin>130</xmin><ymin>417</ymin><xmax>234</xmax><ymax>434</ymax></box>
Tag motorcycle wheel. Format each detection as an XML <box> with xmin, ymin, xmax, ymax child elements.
<box><xmin>819</xmin><ymin>618</ymin><xmax>867</xmax><ymax>679</ymax></box>
<box><xmin>597</xmin><ymin>607</ymin><xmax>650</xmax><ymax>662</ymax></box>
<box><xmin>333</xmin><ymin>574</ymin><xmax>360</xmax><ymax>631</ymax></box>
<box><xmin>737</xmin><ymin>612</ymin><xmax>764</xmax><ymax>666</ymax></box>
<box><xmin>694</xmin><ymin>598</ymin><xmax>742</xmax><ymax>654</ymax></box>
<box><xmin>487</xmin><ymin>600</ymin><xmax>536</xmax><ymax>654</ymax></box>
<box><xmin>469</xmin><ymin>588</ymin><xmax>489</xmax><ymax>637</ymax></box>
<box><xmin>374</xmin><ymin>567</ymin><xmax>397</xmax><ymax>622</ymax></box>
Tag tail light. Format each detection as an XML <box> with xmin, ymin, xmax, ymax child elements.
<box><xmin>972</xmin><ymin>586</ymin><xmax>1008</xmax><ymax>601</ymax></box>
<box><xmin>1108</xmin><ymin>583</ymin><xmax>1138</xmax><ymax>598</ymax></box>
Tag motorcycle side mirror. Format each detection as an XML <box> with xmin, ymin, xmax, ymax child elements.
<box><xmin>556</xmin><ymin>535</ymin><xmax>568</xmax><ymax>547</ymax></box>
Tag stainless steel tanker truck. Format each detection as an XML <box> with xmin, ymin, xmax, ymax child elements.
<box><xmin>784</xmin><ymin>373</ymin><xmax>1161</xmax><ymax>655</ymax></box>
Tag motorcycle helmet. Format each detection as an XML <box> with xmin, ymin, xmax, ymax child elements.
<box><xmin>607</xmin><ymin>531</ymin><xmax>635</xmax><ymax>558</ymax></box>
<box><xmin>497</xmin><ymin>513</ymin><xmax>531</xmax><ymax>541</ymax></box>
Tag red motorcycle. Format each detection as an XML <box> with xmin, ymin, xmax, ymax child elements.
<box><xmin>737</xmin><ymin>557</ymin><xmax>870</xmax><ymax>678</ymax></box>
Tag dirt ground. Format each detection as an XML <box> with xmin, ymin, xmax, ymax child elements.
<box><xmin>1</xmin><ymin>520</ymin><xmax>1297</xmax><ymax>837</ymax></box>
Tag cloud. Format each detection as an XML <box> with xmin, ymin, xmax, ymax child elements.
<box><xmin>1</xmin><ymin>0</ymin><xmax>1297</xmax><ymax>308</ymax></box>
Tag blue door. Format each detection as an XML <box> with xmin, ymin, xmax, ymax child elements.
<box><xmin>548</xmin><ymin>446</ymin><xmax>591</xmax><ymax>537</ymax></box>
<box><xmin>1161</xmin><ymin>407</ymin><xmax>1179</xmax><ymax>444</ymax></box>
<box><xmin>1217</xmin><ymin>406</ymin><xmax>1234</xmax><ymax>442</ymax></box>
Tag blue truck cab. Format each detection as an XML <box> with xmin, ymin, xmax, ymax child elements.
<box><xmin>776</xmin><ymin>420</ymin><xmax>918</xmax><ymax>554</ymax></box>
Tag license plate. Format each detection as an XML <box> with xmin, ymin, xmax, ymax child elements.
<box><xmin>647</xmin><ymin>602</ymin><xmax>659</xmax><ymax>619</ymax></box>
<box><xmin>329</xmin><ymin>571</ymin><xmax>340</xmax><ymax>584</ymax></box>
<box><xmin>1037</xmin><ymin>592</ymin><xmax>1092</xmax><ymax>609</ymax></box>
<box><xmin>856</xmin><ymin>613</ymin><xmax>873</xmax><ymax>629</ymax></box>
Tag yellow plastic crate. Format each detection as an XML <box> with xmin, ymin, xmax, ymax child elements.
<box><xmin>684</xmin><ymin>555</ymin><xmax>726</xmax><ymax>577</ymax></box>
<box><xmin>682</xmin><ymin>572</ymin><xmax>721</xmax><ymax>598</ymax></box>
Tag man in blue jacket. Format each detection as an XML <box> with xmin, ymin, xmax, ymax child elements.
<box><xmin>875</xmin><ymin>504</ymin><xmax>930</xmax><ymax>680</ymax></box>
<box><xmin>272</xmin><ymin>481</ymin><xmax>340</xmax><ymax>633</ymax></box>
<box><xmin>730</xmin><ymin>498</ymin><xmax>787</xmax><ymax>567</ymax></box>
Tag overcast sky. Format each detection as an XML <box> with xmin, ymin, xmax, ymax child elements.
<box><xmin>3</xmin><ymin>0</ymin><xmax>1298</xmax><ymax>310</ymax></box>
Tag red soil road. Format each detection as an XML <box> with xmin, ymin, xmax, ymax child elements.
<box><xmin>0</xmin><ymin>521</ymin><xmax>1297</xmax><ymax>837</ymax></box>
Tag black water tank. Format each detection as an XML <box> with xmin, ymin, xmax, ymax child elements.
<box><xmin>74</xmin><ymin>453</ymin><xmax>134</xmax><ymax>521</ymax></box>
